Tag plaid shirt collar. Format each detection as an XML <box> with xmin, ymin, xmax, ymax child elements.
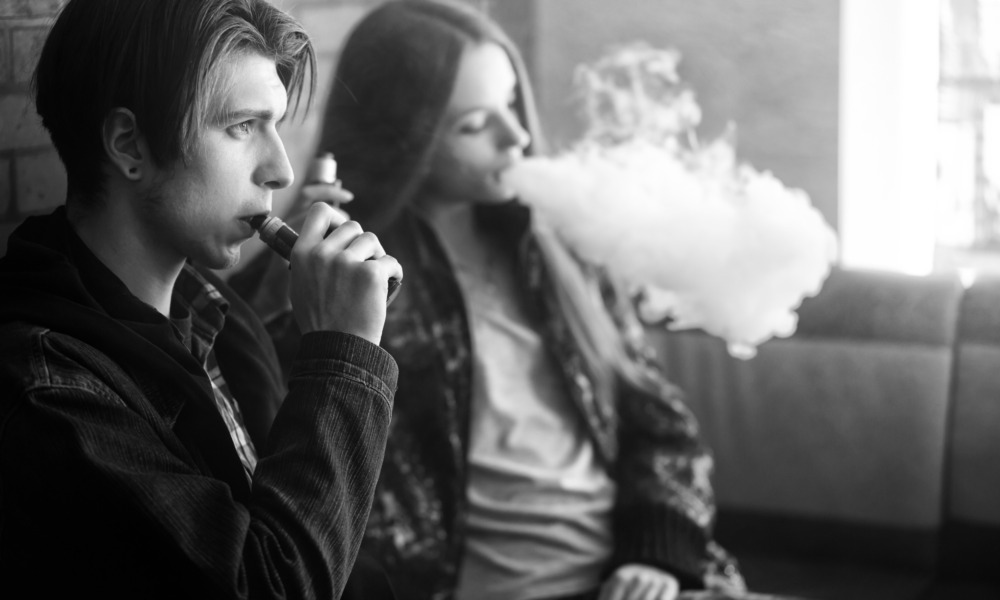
<box><xmin>169</xmin><ymin>264</ymin><xmax>229</xmax><ymax>361</ymax></box>
<box><xmin>171</xmin><ymin>265</ymin><xmax>258</xmax><ymax>482</ymax></box>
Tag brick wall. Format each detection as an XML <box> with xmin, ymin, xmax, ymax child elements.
<box><xmin>0</xmin><ymin>0</ymin><xmax>66</xmax><ymax>252</ymax></box>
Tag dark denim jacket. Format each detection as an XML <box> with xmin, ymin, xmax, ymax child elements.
<box><xmin>0</xmin><ymin>210</ymin><xmax>398</xmax><ymax>599</ymax></box>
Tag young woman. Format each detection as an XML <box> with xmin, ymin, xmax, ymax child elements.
<box><xmin>234</xmin><ymin>1</ymin><xmax>746</xmax><ymax>599</ymax></box>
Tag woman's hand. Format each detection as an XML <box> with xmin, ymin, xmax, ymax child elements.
<box><xmin>284</xmin><ymin>183</ymin><xmax>352</xmax><ymax>228</ymax></box>
<box><xmin>300</xmin><ymin>181</ymin><xmax>354</xmax><ymax>208</ymax></box>
<box><xmin>598</xmin><ymin>564</ymin><xmax>680</xmax><ymax>600</ymax></box>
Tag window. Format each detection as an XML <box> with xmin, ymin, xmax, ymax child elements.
<box><xmin>839</xmin><ymin>0</ymin><xmax>939</xmax><ymax>275</ymax></box>
<box><xmin>936</xmin><ymin>0</ymin><xmax>1000</xmax><ymax>274</ymax></box>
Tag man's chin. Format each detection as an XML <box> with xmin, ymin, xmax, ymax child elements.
<box><xmin>199</xmin><ymin>247</ymin><xmax>242</xmax><ymax>271</ymax></box>
<box><xmin>220</xmin><ymin>249</ymin><xmax>242</xmax><ymax>271</ymax></box>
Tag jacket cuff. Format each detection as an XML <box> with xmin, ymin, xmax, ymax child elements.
<box><xmin>611</xmin><ymin>501</ymin><xmax>743</xmax><ymax>591</ymax></box>
<box><xmin>294</xmin><ymin>331</ymin><xmax>398</xmax><ymax>397</ymax></box>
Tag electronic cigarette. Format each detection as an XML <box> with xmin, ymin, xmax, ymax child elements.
<box><xmin>251</xmin><ymin>152</ymin><xmax>399</xmax><ymax>303</ymax></box>
<box><xmin>308</xmin><ymin>152</ymin><xmax>345</xmax><ymax>208</ymax></box>
<box><xmin>250</xmin><ymin>152</ymin><xmax>398</xmax><ymax>304</ymax></box>
<box><xmin>309</xmin><ymin>152</ymin><xmax>339</xmax><ymax>186</ymax></box>
<box><xmin>248</xmin><ymin>214</ymin><xmax>401</xmax><ymax>305</ymax></box>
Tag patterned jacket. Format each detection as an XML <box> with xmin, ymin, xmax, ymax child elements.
<box><xmin>358</xmin><ymin>202</ymin><xmax>745</xmax><ymax>599</ymax></box>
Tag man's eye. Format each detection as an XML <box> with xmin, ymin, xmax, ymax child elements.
<box><xmin>229</xmin><ymin>121</ymin><xmax>253</xmax><ymax>136</ymax></box>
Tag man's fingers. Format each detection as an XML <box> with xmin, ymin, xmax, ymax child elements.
<box><xmin>374</xmin><ymin>254</ymin><xmax>403</xmax><ymax>286</ymax></box>
<box><xmin>343</xmin><ymin>230</ymin><xmax>384</xmax><ymax>260</ymax></box>
<box><xmin>297</xmin><ymin>201</ymin><xmax>349</xmax><ymax>247</ymax></box>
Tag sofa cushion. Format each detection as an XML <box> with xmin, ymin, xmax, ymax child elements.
<box><xmin>729</xmin><ymin>552</ymin><xmax>932</xmax><ymax>600</ymax></box>
<box><xmin>941</xmin><ymin>274</ymin><xmax>1000</xmax><ymax>580</ymax></box>
<box><xmin>717</xmin><ymin>510</ymin><xmax>938</xmax><ymax>573</ymax></box>
<box><xmin>793</xmin><ymin>267</ymin><xmax>961</xmax><ymax>346</ymax></box>
<box><xmin>648</xmin><ymin>267</ymin><xmax>964</xmax><ymax>572</ymax></box>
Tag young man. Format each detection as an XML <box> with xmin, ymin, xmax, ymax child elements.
<box><xmin>0</xmin><ymin>1</ymin><xmax>402</xmax><ymax>598</ymax></box>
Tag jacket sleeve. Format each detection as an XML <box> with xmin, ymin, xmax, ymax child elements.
<box><xmin>597</xmin><ymin>273</ymin><xmax>746</xmax><ymax>593</ymax></box>
<box><xmin>0</xmin><ymin>326</ymin><xmax>396</xmax><ymax>600</ymax></box>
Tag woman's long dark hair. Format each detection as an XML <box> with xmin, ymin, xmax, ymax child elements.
<box><xmin>312</xmin><ymin>0</ymin><xmax>543</xmax><ymax>234</ymax></box>
<box><xmin>320</xmin><ymin>0</ymin><xmax>659</xmax><ymax>407</ymax></box>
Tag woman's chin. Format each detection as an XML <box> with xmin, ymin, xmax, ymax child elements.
<box><xmin>486</xmin><ymin>182</ymin><xmax>519</xmax><ymax>203</ymax></box>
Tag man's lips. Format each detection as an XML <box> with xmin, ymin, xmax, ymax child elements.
<box><xmin>246</xmin><ymin>213</ymin><xmax>269</xmax><ymax>231</ymax></box>
<box><xmin>240</xmin><ymin>212</ymin><xmax>270</xmax><ymax>232</ymax></box>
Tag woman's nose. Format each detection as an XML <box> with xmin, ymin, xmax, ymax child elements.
<box><xmin>499</xmin><ymin>111</ymin><xmax>531</xmax><ymax>151</ymax></box>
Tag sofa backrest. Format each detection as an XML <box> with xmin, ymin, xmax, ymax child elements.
<box><xmin>941</xmin><ymin>274</ymin><xmax>1000</xmax><ymax>581</ymax></box>
<box><xmin>648</xmin><ymin>267</ymin><xmax>964</xmax><ymax>571</ymax></box>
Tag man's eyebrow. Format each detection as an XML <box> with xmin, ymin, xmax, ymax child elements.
<box><xmin>216</xmin><ymin>108</ymin><xmax>286</xmax><ymax>124</ymax></box>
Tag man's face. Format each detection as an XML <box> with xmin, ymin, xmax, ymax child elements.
<box><xmin>139</xmin><ymin>52</ymin><xmax>292</xmax><ymax>270</ymax></box>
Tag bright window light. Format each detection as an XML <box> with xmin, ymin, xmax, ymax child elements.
<box><xmin>839</xmin><ymin>0</ymin><xmax>940</xmax><ymax>275</ymax></box>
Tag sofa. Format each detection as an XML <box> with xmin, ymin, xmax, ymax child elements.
<box><xmin>645</xmin><ymin>267</ymin><xmax>1000</xmax><ymax>600</ymax></box>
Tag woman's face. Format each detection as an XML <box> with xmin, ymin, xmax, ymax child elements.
<box><xmin>422</xmin><ymin>42</ymin><xmax>531</xmax><ymax>206</ymax></box>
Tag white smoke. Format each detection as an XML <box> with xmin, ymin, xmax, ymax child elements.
<box><xmin>506</xmin><ymin>44</ymin><xmax>838</xmax><ymax>358</ymax></box>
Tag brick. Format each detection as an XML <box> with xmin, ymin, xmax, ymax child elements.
<box><xmin>0</xmin><ymin>156</ymin><xmax>10</xmax><ymax>213</ymax></box>
<box><xmin>0</xmin><ymin>92</ymin><xmax>49</xmax><ymax>150</ymax></box>
<box><xmin>11</xmin><ymin>26</ymin><xmax>47</xmax><ymax>83</ymax></box>
<box><xmin>0</xmin><ymin>28</ymin><xmax>9</xmax><ymax>84</ymax></box>
<box><xmin>0</xmin><ymin>0</ymin><xmax>65</xmax><ymax>18</ymax></box>
<box><xmin>15</xmin><ymin>149</ymin><xmax>64</xmax><ymax>213</ymax></box>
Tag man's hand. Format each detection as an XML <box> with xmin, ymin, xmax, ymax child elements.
<box><xmin>598</xmin><ymin>564</ymin><xmax>680</xmax><ymax>600</ymax></box>
<box><xmin>289</xmin><ymin>202</ymin><xmax>402</xmax><ymax>344</ymax></box>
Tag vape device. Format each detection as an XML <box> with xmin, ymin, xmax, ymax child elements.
<box><xmin>249</xmin><ymin>213</ymin><xmax>402</xmax><ymax>306</ymax></box>
<box><xmin>250</xmin><ymin>153</ymin><xmax>400</xmax><ymax>305</ymax></box>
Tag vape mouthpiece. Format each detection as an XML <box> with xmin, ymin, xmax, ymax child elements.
<box><xmin>249</xmin><ymin>214</ymin><xmax>296</xmax><ymax>261</ymax></box>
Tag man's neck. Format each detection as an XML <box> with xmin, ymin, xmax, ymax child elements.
<box><xmin>67</xmin><ymin>199</ymin><xmax>184</xmax><ymax>317</ymax></box>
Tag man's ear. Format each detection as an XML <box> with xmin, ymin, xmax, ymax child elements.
<box><xmin>102</xmin><ymin>108</ymin><xmax>150</xmax><ymax>182</ymax></box>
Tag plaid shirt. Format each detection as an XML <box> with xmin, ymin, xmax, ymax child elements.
<box><xmin>172</xmin><ymin>265</ymin><xmax>258</xmax><ymax>483</ymax></box>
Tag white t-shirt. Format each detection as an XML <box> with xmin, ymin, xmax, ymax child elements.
<box><xmin>450</xmin><ymin>238</ymin><xmax>616</xmax><ymax>600</ymax></box>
